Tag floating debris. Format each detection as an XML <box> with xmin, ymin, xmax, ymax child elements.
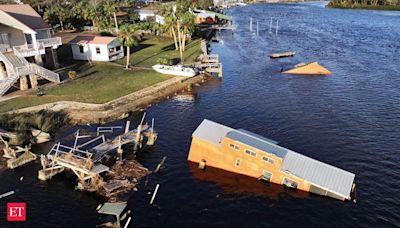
<box><xmin>150</xmin><ymin>184</ymin><xmax>160</xmax><ymax>205</ymax></box>
<box><xmin>97</xmin><ymin>201</ymin><xmax>130</xmax><ymax>228</ymax></box>
<box><xmin>270</xmin><ymin>51</ymin><xmax>296</xmax><ymax>58</ymax></box>
<box><xmin>283</xmin><ymin>62</ymin><xmax>332</xmax><ymax>75</ymax></box>
<box><xmin>38</xmin><ymin>114</ymin><xmax>158</xmax><ymax>201</ymax></box>
<box><xmin>0</xmin><ymin>190</ymin><xmax>14</xmax><ymax>199</ymax></box>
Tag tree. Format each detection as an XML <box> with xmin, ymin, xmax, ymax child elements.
<box><xmin>43</xmin><ymin>5</ymin><xmax>70</xmax><ymax>31</ymax></box>
<box><xmin>179</xmin><ymin>12</ymin><xmax>195</xmax><ymax>51</ymax></box>
<box><xmin>118</xmin><ymin>24</ymin><xmax>140</xmax><ymax>69</ymax></box>
<box><xmin>160</xmin><ymin>5</ymin><xmax>179</xmax><ymax>50</ymax></box>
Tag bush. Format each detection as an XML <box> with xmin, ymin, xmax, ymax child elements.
<box><xmin>0</xmin><ymin>110</ymin><xmax>70</xmax><ymax>145</ymax></box>
<box><xmin>157</xmin><ymin>57</ymin><xmax>173</xmax><ymax>66</ymax></box>
<box><xmin>100</xmin><ymin>31</ymin><xmax>113</xmax><ymax>36</ymax></box>
<box><xmin>68</xmin><ymin>70</ymin><xmax>78</xmax><ymax>80</ymax></box>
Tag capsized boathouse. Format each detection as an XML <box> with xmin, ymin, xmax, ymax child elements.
<box><xmin>187</xmin><ymin>119</ymin><xmax>356</xmax><ymax>201</ymax></box>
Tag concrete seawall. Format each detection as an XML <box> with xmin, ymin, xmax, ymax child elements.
<box><xmin>9</xmin><ymin>75</ymin><xmax>206</xmax><ymax>124</ymax></box>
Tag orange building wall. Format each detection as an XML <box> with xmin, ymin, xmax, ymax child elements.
<box><xmin>188</xmin><ymin>136</ymin><xmax>312</xmax><ymax>193</ymax></box>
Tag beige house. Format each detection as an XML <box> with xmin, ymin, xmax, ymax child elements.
<box><xmin>0</xmin><ymin>4</ymin><xmax>62</xmax><ymax>96</ymax></box>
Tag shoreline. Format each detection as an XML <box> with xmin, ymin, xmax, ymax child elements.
<box><xmin>327</xmin><ymin>3</ymin><xmax>400</xmax><ymax>11</ymax></box>
<box><xmin>7</xmin><ymin>75</ymin><xmax>207</xmax><ymax>124</ymax></box>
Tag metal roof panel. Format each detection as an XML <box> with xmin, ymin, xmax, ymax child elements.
<box><xmin>281</xmin><ymin>151</ymin><xmax>355</xmax><ymax>198</ymax></box>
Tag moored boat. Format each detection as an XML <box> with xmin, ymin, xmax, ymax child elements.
<box><xmin>152</xmin><ymin>64</ymin><xmax>197</xmax><ymax>77</ymax></box>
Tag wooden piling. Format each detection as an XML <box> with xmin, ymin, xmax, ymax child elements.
<box><xmin>150</xmin><ymin>184</ymin><xmax>160</xmax><ymax>205</ymax></box>
<box><xmin>154</xmin><ymin>156</ymin><xmax>167</xmax><ymax>173</ymax></box>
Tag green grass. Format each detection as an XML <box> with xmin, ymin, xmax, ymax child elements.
<box><xmin>116</xmin><ymin>36</ymin><xmax>202</xmax><ymax>67</ymax></box>
<box><xmin>0</xmin><ymin>63</ymin><xmax>172</xmax><ymax>113</ymax></box>
<box><xmin>0</xmin><ymin>36</ymin><xmax>201</xmax><ymax>113</ymax></box>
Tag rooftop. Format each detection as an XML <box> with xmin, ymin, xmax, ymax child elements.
<box><xmin>0</xmin><ymin>4</ymin><xmax>50</xmax><ymax>30</ymax></box>
<box><xmin>192</xmin><ymin>119</ymin><xmax>356</xmax><ymax>198</ymax></box>
<box><xmin>69</xmin><ymin>36</ymin><xmax>118</xmax><ymax>45</ymax></box>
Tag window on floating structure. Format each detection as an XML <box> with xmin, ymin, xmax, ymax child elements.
<box><xmin>79</xmin><ymin>45</ymin><xmax>84</xmax><ymax>53</ymax></box>
<box><xmin>116</xmin><ymin>46</ymin><xmax>121</xmax><ymax>51</ymax></box>
<box><xmin>262</xmin><ymin>170</ymin><xmax>272</xmax><ymax>181</ymax></box>
<box><xmin>245</xmin><ymin>149</ymin><xmax>256</xmax><ymax>157</ymax></box>
<box><xmin>230</xmin><ymin>144</ymin><xmax>240</xmax><ymax>151</ymax></box>
<box><xmin>235</xmin><ymin>158</ymin><xmax>241</xmax><ymax>167</ymax></box>
<box><xmin>283</xmin><ymin>178</ymin><xmax>298</xmax><ymax>189</ymax></box>
<box><xmin>96</xmin><ymin>47</ymin><xmax>101</xmax><ymax>54</ymax></box>
<box><xmin>262</xmin><ymin>156</ymin><xmax>274</xmax><ymax>165</ymax></box>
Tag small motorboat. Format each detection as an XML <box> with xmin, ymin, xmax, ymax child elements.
<box><xmin>152</xmin><ymin>64</ymin><xmax>197</xmax><ymax>77</ymax></box>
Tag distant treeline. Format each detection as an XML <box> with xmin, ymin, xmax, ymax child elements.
<box><xmin>328</xmin><ymin>0</ymin><xmax>400</xmax><ymax>10</ymax></box>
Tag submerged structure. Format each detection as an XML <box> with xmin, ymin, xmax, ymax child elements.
<box><xmin>188</xmin><ymin>119</ymin><xmax>356</xmax><ymax>201</ymax></box>
<box><xmin>283</xmin><ymin>62</ymin><xmax>332</xmax><ymax>75</ymax></box>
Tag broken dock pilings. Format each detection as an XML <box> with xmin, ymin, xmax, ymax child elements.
<box><xmin>38</xmin><ymin>114</ymin><xmax>158</xmax><ymax>200</ymax></box>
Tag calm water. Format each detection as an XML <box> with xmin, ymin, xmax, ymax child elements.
<box><xmin>1</xmin><ymin>2</ymin><xmax>400</xmax><ymax>227</ymax></box>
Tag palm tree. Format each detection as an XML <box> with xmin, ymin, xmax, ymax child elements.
<box><xmin>180</xmin><ymin>12</ymin><xmax>195</xmax><ymax>51</ymax></box>
<box><xmin>118</xmin><ymin>24</ymin><xmax>139</xmax><ymax>69</ymax></box>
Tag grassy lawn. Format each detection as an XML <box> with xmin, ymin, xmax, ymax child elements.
<box><xmin>0</xmin><ymin>63</ymin><xmax>172</xmax><ymax>112</ymax></box>
<box><xmin>116</xmin><ymin>36</ymin><xmax>202</xmax><ymax>68</ymax></box>
<box><xmin>0</xmin><ymin>36</ymin><xmax>201</xmax><ymax>113</ymax></box>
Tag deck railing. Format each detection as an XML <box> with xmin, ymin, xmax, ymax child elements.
<box><xmin>37</xmin><ymin>37</ymin><xmax>62</xmax><ymax>48</ymax></box>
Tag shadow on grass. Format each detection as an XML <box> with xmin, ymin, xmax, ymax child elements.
<box><xmin>131</xmin><ymin>43</ymin><xmax>153</xmax><ymax>52</ymax></box>
<box><xmin>79</xmin><ymin>70</ymin><xmax>98</xmax><ymax>79</ymax></box>
<box><xmin>161</xmin><ymin>43</ymin><xmax>176</xmax><ymax>51</ymax></box>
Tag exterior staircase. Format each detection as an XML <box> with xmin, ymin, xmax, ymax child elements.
<box><xmin>0</xmin><ymin>51</ymin><xmax>60</xmax><ymax>96</ymax></box>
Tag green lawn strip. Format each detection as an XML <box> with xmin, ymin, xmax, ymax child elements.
<box><xmin>117</xmin><ymin>36</ymin><xmax>201</xmax><ymax>68</ymax></box>
<box><xmin>0</xmin><ymin>64</ymin><xmax>172</xmax><ymax>113</ymax></box>
<box><xmin>0</xmin><ymin>36</ymin><xmax>200</xmax><ymax>113</ymax></box>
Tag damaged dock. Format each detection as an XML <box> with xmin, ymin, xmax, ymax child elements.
<box><xmin>38</xmin><ymin>114</ymin><xmax>157</xmax><ymax>200</ymax></box>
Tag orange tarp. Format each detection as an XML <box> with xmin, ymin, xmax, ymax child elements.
<box><xmin>283</xmin><ymin>62</ymin><xmax>332</xmax><ymax>75</ymax></box>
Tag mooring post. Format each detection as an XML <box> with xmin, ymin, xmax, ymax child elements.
<box><xmin>125</xmin><ymin>121</ymin><xmax>130</xmax><ymax>134</ymax></box>
<box><xmin>249</xmin><ymin>17</ymin><xmax>253</xmax><ymax>32</ymax></box>
<box><xmin>269</xmin><ymin>17</ymin><xmax>273</xmax><ymax>34</ymax></box>
<box><xmin>117</xmin><ymin>136</ymin><xmax>123</xmax><ymax>162</ymax></box>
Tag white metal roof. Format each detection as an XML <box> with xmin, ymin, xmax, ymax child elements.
<box><xmin>192</xmin><ymin>119</ymin><xmax>356</xmax><ymax>198</ymax></box>
<box><xmin>281</xmin><ymin>151</ymin><xmax>355</xmax><ymax>198</ymax></box>
<box><xmin>192</xmin><ymin>119</ymin><xmax>233</xmax><ymax>146</ymax></box>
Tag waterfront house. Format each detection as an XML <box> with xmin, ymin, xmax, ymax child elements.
<box><xmin>69</xmin><ymin>36</ymin><xmax>124</xmax><ymax>62</ymax></box>
<box><xmin>188</xmin><ymin>119</ymin><xmax>356</xmax><ymax>201</ymax></box>
<box><xmin>135</xmin><ymin>9</ymin><xmax>165</xmax><ymax>24</ymax></box>
<box><xmin>0</xmin><ymin>4</ymin><xmax>62</xmax><ymax>95</ymax></box>
<box><xmin>194</xmin><ymin>12</ymin><xmax>216</xmax><ymax>24</ymax></box>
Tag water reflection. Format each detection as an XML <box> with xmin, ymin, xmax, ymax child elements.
<box><xmin>189</xmin><ymin>162</ymin><xmax>309</xmax><ymax>201</ymax></box>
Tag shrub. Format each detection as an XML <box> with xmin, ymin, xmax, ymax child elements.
<box><xmin>68</xmin><ymin>70</ymin><xmax>78</xmax><ymax>80</ymax></box>
<box><xmin>157</xmin><ymin>57</ymin><xmax>173</xmax><ymax>66</ymax></box>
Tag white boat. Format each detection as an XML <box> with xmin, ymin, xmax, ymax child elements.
<box><xmin>152</xmin><ymin>64</ymin><xmax>197</xmax><ymax>77</ymax></box>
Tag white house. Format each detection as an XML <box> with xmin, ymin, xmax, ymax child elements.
<box><xmin>135</xmin><ymin>9</ymin><xmax>165</xmax><ymax>24</ymax></box>
<box><xmin>69</xmin><ymin>36</ymin><xmax>124</xmax><ymax>62</ymax></box>
<box><xmin>0</xmin><ymin>4</ymin><xmax>62</xmax><ymax>95</ymax></box>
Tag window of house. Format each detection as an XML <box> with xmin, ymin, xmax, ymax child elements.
<box><xmin>116</xmin><ymin>46</ymin><xmax>121</xmax><ymax>51</ymax></box>
<box><xmin>245</xmin><ymin>149</ymin><xmax>257</xmax><ymax>157</ymax></box>
<box><xmin>283</xmin><ymin>178</ymin><xmax>299</xmax><ymax>189</ymax></box>
<box><xmin>235</xmin><ymin>158</ymin><xmax>241</xmax><ymax>167</ymax></box>
<box><xmin>262</xmin><ymin>170</ymin><xmax>272</xmax><ymax>181</ymax></box>
<box><xmin>96</xmin><ymin>47</ymin><xmax>101</xmax><ymax>54</ymax></box>
<box><xmin>230</xmin><ymin>144</ymin><xmax>240</xmax><ymax>151</ymax></box>
<box><xmin>262</xmin><ymin>156</ymin><xmax>274</xmax><ymax>165</ymax></box>
<box><xmin>79</xmin><ymin>45</ymin><xmax>84</xmax><ymax>53</ymax></box>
